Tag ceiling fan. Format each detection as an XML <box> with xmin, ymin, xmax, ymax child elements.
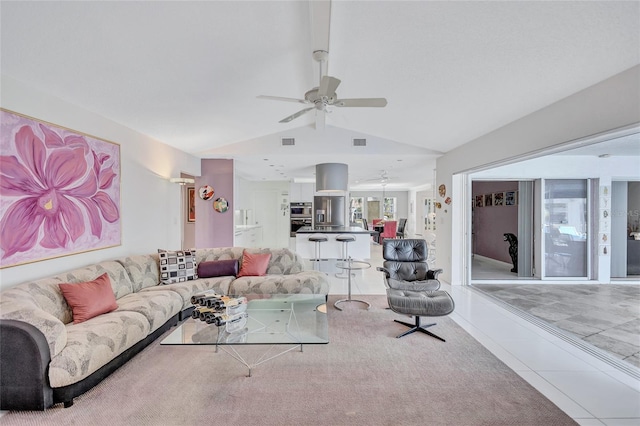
<box><xmin>258</xmin><ymin>51</ymin><xmax>387</xmax><ymax>127</ymax></box>
<box><xmin>362</xmin><ymin>170</ymin><xmax>396</xmax><ymax>183</ymax></box>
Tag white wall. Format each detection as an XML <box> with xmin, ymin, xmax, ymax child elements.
<box><xmin>436</xmin><ymin>65</ymin><xmax>640</xmax><ymax>284</ymax></box>
<box><xmin>235</xmin><ymin>178</ymin><xmax>290</xmax><ymax>248</ymax></box>
<box><xmin>0</xmin><ymin>76</ymin><xmax>201</xmax><ymax>289</ymax></box>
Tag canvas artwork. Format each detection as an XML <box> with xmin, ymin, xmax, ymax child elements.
<box><xmin>484</xmin><ymin>193</ymin><xmax>493</xmax><ymax>207</ymax></box>
<box><xmin>475</xmin><ymin>195</ymin><xmax>484</xmax><ymax>207</ymax></box>
<box><xmin>505</xmin><ymin>191</ymin><xmax>517</xmax><ymax>206</ymax></box>
<box><xmin>493</xmin><ymin>192</ymin><xmax>504</xmax><ymax>206</ymax></box>
<box><xmin>0</xmin><ymin>109</ymin><xmax>121</xmax><ymax>268</ymax></box>
<box><xmin>187</xmin><ymin>187</ymin><xmax>196</xmax><ymax>223</ymax></box>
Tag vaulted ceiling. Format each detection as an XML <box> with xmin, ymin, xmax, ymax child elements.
<box><xmin>2</xmin><ymin>1</ymin><xmax>638</xmax><ymax>189</ymax></box>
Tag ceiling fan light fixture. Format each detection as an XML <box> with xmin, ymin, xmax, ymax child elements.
<box><xmin>316</xmin><ymin>163</ymin><xmax>348</xmax><ymax>192</ymax></box>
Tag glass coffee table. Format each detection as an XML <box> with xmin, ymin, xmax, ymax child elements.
<box><xmin>161</xmin><ymin>294</ymin><xmax>328</xmax><ymax>376</ymax></box>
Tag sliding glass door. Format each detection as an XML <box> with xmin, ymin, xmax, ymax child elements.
<box><xmin>543</xmin><ymin>179</ymin><xmax>589</xmax><ymax>278</ymax></box>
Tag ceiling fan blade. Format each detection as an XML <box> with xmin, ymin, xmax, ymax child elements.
<box><xmin>318</xmin><ymin>76</ymin><xmax>341</xmax><ymax>97</ymax></box>
<box><xmin>335</xmin><ymin>98</ymin><xmax>388</xmax><ymax>107</ymax></box>
<box><xmin>258</xmin><ymin>95</ymin><xmax>309</xmax><ymax>104</ymax></box>
<box><xmin>279</xmin><ymin>107</ymin><xmax>314</xmax><ymax>123</ymax></box>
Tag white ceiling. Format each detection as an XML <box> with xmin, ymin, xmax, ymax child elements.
<box><xmin>1</xmin><ymin>1</ymin><xmax>639</xmax><ymax>190</ymax></box>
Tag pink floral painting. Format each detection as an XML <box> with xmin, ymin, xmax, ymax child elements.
<box><xmin>0</xmin><ymin>109</ymin><xmax>121</xmax><ymax>268</ymax></box>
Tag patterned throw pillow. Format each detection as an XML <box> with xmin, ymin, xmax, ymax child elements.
<box><xmin>158</xmin><ymin>249</ymin><xmax>198</xmax><ymax>284</ymax></box>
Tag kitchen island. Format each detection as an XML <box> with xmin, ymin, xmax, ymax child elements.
<box><xmin>294</xmin><ymin>226</ymin><xmax>374</xmax><ymax>262</ymax></box>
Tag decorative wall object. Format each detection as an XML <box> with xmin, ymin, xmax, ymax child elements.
<box><xmin>213</xmin><ymin>197</ymin><xmax>229</xmax><ymax>213</ymax></box>
<box><xmin>484</xmin><ymin>193</ymin><xmax>493</xmax><ymax>207</ymax></box>
<box><xmin>438</xmin><ymin>184</ymin><xmax>446</xmax><ymax>198</ymax></box>
<box><xmin>199</xmin><ymin>185</ymin><xmax>214</xmax><ymax>200</ymax></box>
<box><xmin>0</xmin><ymin>109</ymin><xmax>121</xmax><ymax>268</ymax></box>
<box><xmin>445</xmin><ymin>197</ymin><xmax>452</xmax><ymax>205</ymax></box>
<box><xmin>187</xmin><ymin>187</ymin><xmax>196</xmax><ymax>223</ymax></box>
<box><xmin>505</xmin><ymin>191</ymin><xmax>517</xmax><ymax>206</ymax></box>
<box><xmin>475</xmin><ymin>195</ymin><xmax>484</xmax><ymax>207</ymax></box>
<box><xmin>598</xmin><ymin>185</ymin><xmax>610</xmax><ymax>256</ymax></box>
<box><xmin>493</xmin><ymin>192</ymin><xmax>504</xmax><ymax>206</ymax></box>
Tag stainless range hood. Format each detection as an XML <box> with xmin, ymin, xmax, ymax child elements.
<box><xmin>315</xmin><ymin>163</ymin><xmax>348</xmax><ymax>192</ymax></box>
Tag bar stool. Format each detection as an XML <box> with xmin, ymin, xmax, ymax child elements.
<box><xmin>335</xmin><ymin>234</ymin><xmax>356</xmax><ymax>278</ymax></box>
<box><xmin>308</xmin><ymin>234</ymin><xmax>328</xmax><ymax>271</ymax></box>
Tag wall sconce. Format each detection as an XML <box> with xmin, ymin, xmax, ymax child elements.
<box><xmin>169</xmin><ymin>177</ymin><xmax>195</xmax><ymax>185</ymax></box>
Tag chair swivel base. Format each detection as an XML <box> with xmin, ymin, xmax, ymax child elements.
<box><xmin>334</xmin><ymin>298</ymin><xmax>370</xmax><ymax>311</ymax></box>
<box><xmin>393</xmin><ymin>316</ymin><xmax>445</xmax><ymax>341</ymax></box>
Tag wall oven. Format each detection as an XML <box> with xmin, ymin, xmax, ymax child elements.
<box><xmin>290</xmin><ymin>218</ymin><xmax>312</xmax><ymax>237</ymax></box>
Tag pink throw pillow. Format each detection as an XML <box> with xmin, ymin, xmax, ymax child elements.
<box><xmin>237</xmin><ymin>251</ymin><xmax>271</xmax><ymax>277</ymax></box>
<box><xmin>59</xmin><ymin>273</ymin><xmax>118</xmax><ymax>324</ymax></box>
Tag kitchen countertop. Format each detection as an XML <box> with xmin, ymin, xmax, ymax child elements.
<box><xmin>295</xmin><ymin>226</ymin><xmax>373</xmax><ymax>234</ymax></box>
<box><xmin>235</xmin><ymin>225</ymin><xmax>262</xmax><ymax>230</ymax></box>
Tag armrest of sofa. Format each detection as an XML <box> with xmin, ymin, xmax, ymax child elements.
<box><xmin>0</xmin><ymin>319</ymin><xmax>54</xmax><ymax>410</ymax></box>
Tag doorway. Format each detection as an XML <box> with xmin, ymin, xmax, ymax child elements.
<box><xmin>611</xmin><ymin>180</ymin><xmax>640</xmax><ymax>278</ymax></box>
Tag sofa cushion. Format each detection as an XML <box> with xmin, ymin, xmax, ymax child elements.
<box><xmin>115</xmin><ymin>291</ymin><xmax>182</xmax><ymax>332</ymax></box>
<box><xmin>198</xmin><ymin>259</ymin><xmax>239</xmax><ymax>278</ymax></box>
<box><xmin>140</xmin><ymin>277</ymin><xmax>234</xmax><ymax>310</ymax></box>
<box><xmin>0</xmin><ymin>293</ymin><xmax>68</xmax><ymax>358</ymax></box>
<box><xmin>48</xmin><ymin>311</ymin><xmax>150</xmax><ymax>388</ymax></box>
<box><xmin>59</xmin><ymin>273</ymin><xmax>118</xmax><ymax>324</ymax></box>
<box><xmin>196</xmin><ymin>247</ymin><xmax>304</xmax><ymax>275</ymax></box>
<box><xmin>158</xmin><ymin>249</ymin><xmax>197</xmax><ymax>284</ymax></box>
<box><xmin>230</xmin><ymin>271</ymin><xmax>330</xmax><ymax>296</ymax></box>
<box><xmin>237</xmin><ymin>251</ymin><xmax>271</xmax><ymax>277</ymax></box>
<box><xmin>117</xmin><ymin>254</ymin><xmax>160</xmax><ymax>291</ymax></box>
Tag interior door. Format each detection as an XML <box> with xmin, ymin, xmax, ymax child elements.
<box><xmin>253</xmin><ymin>190</ymin><xmax>286</xmax><ymax>248</ymax></box>
<box><xmin>367</xmin><ymin>200</ymin><xmax>380</xmax><ymax>222</ymax></box>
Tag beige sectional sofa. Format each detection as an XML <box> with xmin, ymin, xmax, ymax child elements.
<box><xmin>0</xmin><ymin>247</ymin><xmax>328</xmax><ymax>410</ymax></box>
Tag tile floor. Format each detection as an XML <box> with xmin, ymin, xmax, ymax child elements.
<box><xmin>472</xmin><ymin>284</ymin><xmax>640</xmax><ymax>368</ymax></box>
<box><xmin>318</xmin><ymin>242</ymin><xmax>640</xmax><ymax>425</ymax></box>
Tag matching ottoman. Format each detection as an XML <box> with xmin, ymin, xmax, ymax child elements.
<box><xmin>386</xmin><ymin>288</ymin><xmax>455</xmax><ymax>341</ymax></box>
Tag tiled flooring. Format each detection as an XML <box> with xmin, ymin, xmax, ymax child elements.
<box><xmin>473</xmin><ymin>284</ymin><xmax>640</xmax><ymax>368</ymax></box>
<box><xmin>318</xmin><ymin>242</ymin><xmax>640</xmax><ymax>425</ymax></box>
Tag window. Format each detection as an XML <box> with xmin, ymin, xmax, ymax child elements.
<box><xmin>383</xmin><ymin>197</ymin><xmax>396</xmax><ymax>220</ymax></box>
<box><xmin>350</xmin><ymin>197</ymin><xmax>364</xmax><ymax>223</ymax></box>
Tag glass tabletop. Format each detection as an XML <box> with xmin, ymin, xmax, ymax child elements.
<box><xmin>161</xmin><ymin>294</ymin><xmax>329</xmax><ymax>346</ymax></box>
<box><xmin>335</xmin><ymin>259</ymin><xmax>371</xmax><ymax>270</ymax></box>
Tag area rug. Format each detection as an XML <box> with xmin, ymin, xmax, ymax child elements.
<box><xmin>0</xmin><ymin>295</ymin><xmax>576</xmax><ymax>426</ymax></box>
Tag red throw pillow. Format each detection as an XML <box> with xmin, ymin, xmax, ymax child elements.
<box><xmin>237</xmin><ymin>251</ymin><xmax>271</xmax><ymax>277</ymax></box>
<box><xmin>59</xmin><ymin>273</ymin><xmax>118</xmax><ymax>324</ymax></box>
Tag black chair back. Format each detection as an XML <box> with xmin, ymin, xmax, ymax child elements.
<box><xmin>361</xmin><ymin>218</ymin><xmax>369</xmax><ymax>230</ymax></box>
<box><xmin>382</xmin><ymin>239</ymin><xmax>429</xmax><ymax>281</ymax></box>
<box><xmin>396</xmin><ymin>218</ymin><xmax>407</xmax><ymax>238</ymax></box>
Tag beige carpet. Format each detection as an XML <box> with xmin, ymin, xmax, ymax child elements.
<box><xmin>1</xmin><ymin>295</ymin><xmax>576</xmax><ymax>426</ymax></box>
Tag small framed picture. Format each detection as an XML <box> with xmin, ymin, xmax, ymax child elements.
<box><xmin>484</xmin><ymin>193</ymin><xmax>493</xmax><ymax>207</ymax></box>
<box><xmin>187</xmin><ymin>187</ymin><xmax>196</xmax><ymax>223</ymax></box>
<box><xmin>505</xmin><ymin>191</ymin><xmax>517</xmax><ymax>206</ymax></box>
<box><xmin>475</xmin><ymin>195</ymin><xmax>484</xmax><ymax>207</ymax></box>
<box><xmin>493</xmin><ymin>192</ymin><xmax>504</xmax><ymax>206</ymax></box>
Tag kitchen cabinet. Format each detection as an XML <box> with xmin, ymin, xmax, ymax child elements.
<box><xmin>289</xmin><ymin>183</ymin><xmax>315</xmax><ymax>202</ymax></box>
